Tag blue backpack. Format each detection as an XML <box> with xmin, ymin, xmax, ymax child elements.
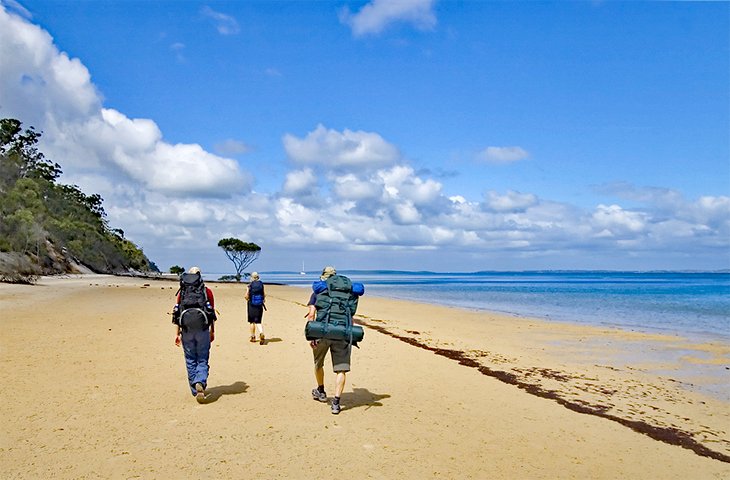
<box><xmin>249</xmin><ymin>280</ymin><xmax>265</xmax><ymax>306</ymax></box>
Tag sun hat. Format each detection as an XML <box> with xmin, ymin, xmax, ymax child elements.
<box><xmin>251</xmin><ymin>272</ymin><xmax>260</xmax><ymax>280</ymax></box>
<box><xmin>320</xmin><ymin>266</ymin><xmax>336</xmax><ymax>280</ymax></box>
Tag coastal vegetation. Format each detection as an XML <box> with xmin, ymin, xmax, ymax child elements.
<box><xmin>0</xmin><ymin>118</ymin><xmax>155</xmax><ymax>283</ymax></box>
<box><xmin>217</xmin><ymin>237</ymin><xmax>261</xmax><ymax>281</ymax></box>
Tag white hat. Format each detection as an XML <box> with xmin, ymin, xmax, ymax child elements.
<box><xmin>320</xmin><ymin>266</ymin><xmax>336</xmax><ymax>280</ymax></box>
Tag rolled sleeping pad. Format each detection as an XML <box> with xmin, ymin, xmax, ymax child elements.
<box><xmin>305</xmin><ymin>321</ymin><xmax>364</xmax><ymax>344</ymax></box>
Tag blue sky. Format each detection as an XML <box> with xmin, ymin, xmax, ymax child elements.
<box><xmin>1</xmin><ymin>0</ymin><xmax>728</xmax><ymax>273</ymax></box>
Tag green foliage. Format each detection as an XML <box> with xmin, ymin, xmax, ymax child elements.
<box><xmin>0</xmin><ymin>118</ymin><xmax>153</xmax><ymax>277</ymax></box>
<box><xmin>169</xmin><ymin>265</ymin><xmax>185</xmax><ymax>275</ymax></box>
<box><xmin>217</xmin><ymin>237</ymin><xmax>261</xmax><ymax>281</ymax></box>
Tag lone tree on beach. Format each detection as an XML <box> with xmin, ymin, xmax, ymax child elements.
<box><xmin>217</xmin><ymin>238</ymin><xmax>261</xmax><ymax>282</ymax></box>
<box><xmin>169</xmin><ymin>265</ymin><xmax>184</xmax><ymax>275</ymax></box>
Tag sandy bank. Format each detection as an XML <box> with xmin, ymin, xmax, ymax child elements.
<box><xmin>1</xmin><ymin>275</ymin><xmax>728</xmax><ymax>479</ymax></box>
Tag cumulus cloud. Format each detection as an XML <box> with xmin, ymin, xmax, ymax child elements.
<box><xmin>0</xmin><ymin>6</ymin><xmax>249</xmax><ymax>198</ymax></box>
<box><xmin>479</xmin><ymin>146</ymin><xmax>530</xmax><ymax>164</ymax></box>
<box><xmin>1</xmin><ymin>5</ymin><xmax>727</xmax><ymax>271</ymax></box>
<box><xmin>340</xmin><ymin>0</ymin><xmax>437</xmax><ymax>37</ymax></box>
<box><xmin>483</xmin><ymin>190</ymin><xmax>538</xmax><ymax>213</ymax></box>
<box><xmin>283</xmin><ymin>124</ymin><xmax>400</xmax><ymax>169</ymax></box>
<box><xmin>200</xmin><ymin>6</ymin><xmax>240</xmax><ymax>35</ymax></box>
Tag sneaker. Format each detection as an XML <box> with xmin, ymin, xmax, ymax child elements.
<box><xmin>259</xmin><ymin>333</ymin><xmax>265</xmax><ymax>345</ymax></box>
<box><xmin>331</xmin><ymin>400</ymin><xmax>341</xmax><ymax>415</ymax></box>
<box><xmin>194</xmin><ymin>383</ymin><xmax>205</xmax><ymax>403</ymax></box>
<box><xmin>311</xmin><ymin>388</ymin><xmax>327</xmax><ymax>402</ymax></box>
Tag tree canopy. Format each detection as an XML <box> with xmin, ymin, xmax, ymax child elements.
<box><xmin>217</xmin><ymin>238</ymin><xmax>261</xmax><ymax>281</ymax></box>
<box><xmin>0</xmin><ymin>118</ymin><xmax>154</xmax><ymax>281</ymax></box>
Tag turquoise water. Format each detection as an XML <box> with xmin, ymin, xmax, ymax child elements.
<box><xmin>210</xmin><ymin>271</ymin><xmax>730</xmax><ymax>342</ymax></box>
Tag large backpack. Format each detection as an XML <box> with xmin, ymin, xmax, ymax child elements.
<box><xmin>249</xmin><ymin>280</ymin><xmax>265</xmax><ymax>306</ymax></box>
<box><xmin>177</xmin><ymin>272</ymin><xmax>212</xmax><ymax>332</ymax></box>
<box><xmin>306</xmin><ymin>274</ymin><xmax>364</xmax><ymax>345</ymax></box>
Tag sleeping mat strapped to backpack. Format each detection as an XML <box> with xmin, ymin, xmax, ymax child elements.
<box><xmin>305</xmin><ymin>274</ymin><xmax>365</xmax><ymax>345</ymax></box>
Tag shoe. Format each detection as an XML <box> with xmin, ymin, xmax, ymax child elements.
<box><xmin>331</xmin><ymin>400</ymin><xmax>341</xmax><ymax>415</ymax></box>
<box><xmin>194</xmin><ymin>383</ymin><xmax>205</xmax><ymax>403</ymax></box>
<box><xmin>311</xmin><ymin>388</ymin><xmax>327</xmax><ymax>402</ymax></box>
<box><xmin>259</xmin><ymin>333</ymin><xmax>265</xmax><ymax>345</ymax></box>
<box><xmin>249</xmin><ymin>335</ymin><xmax>257</xmax><ymax>343</ymax></box>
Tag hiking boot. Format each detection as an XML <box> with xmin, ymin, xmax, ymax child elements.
<box><xmin>194</xmin><ymin>383</ymin><xmax>205</xmax><ymax>403</ymax></box>
<box><xmin>259</xmin><ymin>333</ymin><xmax>265</xmax><ymax>345</ymax></box>
<box><xmin>311</xmin><ymin>388</ymin><xmax>327</xmax><ymax>402</ymax></box>
<box><xmin>331</xmin><ymin>400</ymin><xmax>341</xmax><ymax>415</ymax></box>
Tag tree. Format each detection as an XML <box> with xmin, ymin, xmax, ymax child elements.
<box><xmin>217</xmin><ymin>238</ymin><xmax>261</xmax><ymax>282</ymax></box>
<box><xmin>169</xmin><ymin>265</ymin><xmax>185</xmax><ymax>275</ymax></box>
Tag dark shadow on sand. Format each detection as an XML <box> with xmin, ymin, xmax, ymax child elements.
<box><xmin>340</xmin><ymin>387</ymin><xmax>390</xmax><ymax>411</ymax></box>
<box><xmin>260</xmin><ymin>337</ymin><xmax>283</xmax><ymax>345</ymax></box>
<box><xmin>202</xmin><ymin>381</ymin><xmax>248</xmax><ymax>403</ymax></box>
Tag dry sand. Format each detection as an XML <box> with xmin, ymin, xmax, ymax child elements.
<box><xmin>1</xmin><ymin>274</ymin><xmax>728</xmax><ymax>479</ymax></box>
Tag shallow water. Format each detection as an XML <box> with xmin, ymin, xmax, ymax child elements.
<box><xmin>218</xmin><ymin>271</ymin><xmax>729</xmax><ymax>342</ymax></box>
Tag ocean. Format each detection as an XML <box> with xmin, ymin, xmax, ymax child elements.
<box><xmin>211</xmin><ymin>270</ymin><xmax>730</xmax><ymax>342</ymax></box>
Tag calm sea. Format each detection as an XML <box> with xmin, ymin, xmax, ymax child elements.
<box><xmin>208</xmin><ymin>271</ymin><xmax>730</xmax><ymax>342</ymax></box>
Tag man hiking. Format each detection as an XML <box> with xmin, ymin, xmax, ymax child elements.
<box><xmin>173</xmin><ymin>266</ymin><xmax>216</xmax><ymax>403</ymax></box>
<box><xmin>305</xmin><ymin>266</ymin><xmax>363</xmax><ymax>414</ymax></box>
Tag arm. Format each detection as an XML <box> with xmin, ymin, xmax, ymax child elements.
<box><xmin>206</xmin><ymin>288</ymin><xmax>215</xmax><ymax>308</ymax></box>
<box><xmin>206</xmin><ymin>288</ymin><xmax>216</xmax><ymax>341</ymax></box>
<box><xmin>305</xmin><ymin>292</ymin><xmax>317</xmax><ymax>320</ymax></box>
<box><xmin>174</xmin><ymin>324</ymin><xmax>182</xmax><ymax>346</ymax></box>
<box><xmin>173</xmin><ymin>296</ymin><xmax>182</xmax><ymax>346</ymax></box>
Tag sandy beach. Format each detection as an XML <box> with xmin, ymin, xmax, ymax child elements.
<box><xmin>1</xmin><ymin>275</ymin><xmax>729</xmax><ymax>479</ymax></box>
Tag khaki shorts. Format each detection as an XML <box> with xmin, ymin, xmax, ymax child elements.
<box><xmin>313</xmin><ymin>338</ymin><xmax>351</xmax><ymax>373</ymax></box>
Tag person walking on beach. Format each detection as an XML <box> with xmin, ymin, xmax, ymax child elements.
<box><xmin>245</xmin><ymin>272</ymin><xmax>266</xmax><ymax>345</ymax></box>
<box><xmin>173</xmin><ymin>266</ymin><xmax>216</xmax><ymax>403</ymax></box>
<box><xmin>306</xmin><ymin>266</ymin><xmax>359</xmax><ymax>415</ymax></box>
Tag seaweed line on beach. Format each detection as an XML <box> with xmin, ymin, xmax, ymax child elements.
<box><xmin>354</xmin><ymin>316</ymin><xmax>730</xmax><ymax>464</ymax></box>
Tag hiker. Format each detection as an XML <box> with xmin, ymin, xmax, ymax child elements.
<box><xmin>305</xmin><ymin>266</ymin><xmax>362</xmax><ymax>415</ymax></box>
<box><xmin>172</xmin><ymin>266</ymin><xmax>216</xmax><ymax>403</ymax></box>
<box><xmin>245</xmin><ymin>272</ymin><xmax>266</xmax><ymax>344</ymax></box>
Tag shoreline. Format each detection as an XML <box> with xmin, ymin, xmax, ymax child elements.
<box><xmin>3</xmin><ymin>274</ymin><xmax>728</xmax><ymax>478</ymax></box>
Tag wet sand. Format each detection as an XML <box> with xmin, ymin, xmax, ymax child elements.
<box><xmin>1</xmin><ymin>275</ymin><xmax>728</xmax><ymax>479</ymax></box>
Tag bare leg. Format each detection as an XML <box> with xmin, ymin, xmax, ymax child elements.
<box><xmin>315</xmin><ymin>366</ymin><xmax>325</xmax><ymax>387</ymax></box>
<box><xmin>334</xmin><ymin>372</ymin><xmax>346</xmax><ymax>398</ymax></box>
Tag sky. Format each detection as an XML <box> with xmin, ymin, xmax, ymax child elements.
<box><xmin>1</xmin><ymin>0</ymin><xmax>728</xmax><ymax>274</ymax></box>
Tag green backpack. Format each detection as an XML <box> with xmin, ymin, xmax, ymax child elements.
<box><xmin>306</xmin><ymin>274</ymin><xmax>364</xmax><ymax>345</ymax></box>
<box><xmin>314</xmin><ymin>275</ymin><xmax>359</xmax><ymax>325</ymax></box>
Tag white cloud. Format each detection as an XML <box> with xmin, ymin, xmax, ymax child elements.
<box><xmin>479</xmin><ymin>146</ymin><xmax>530</xmax><ymax>164</ymax></box>
<box><xmin>283</xmin><ymin>124</ymin><xmax>400</xmax><ymax>169</ymax></box>
<box><xmin>484</xmin><ymin>190</ymin><xmax>538</xmax><ymax>213</ymax></box>
<box><xmin>1</xmin><ymin>5</ymin><xmax>727</xmax><ymax>271</ymax></box>
<box><xmin>200</xmin><ymin>6</ymin><xmax>240</xmax><ymax>35</ymax></box>
<box><xmin>341</xmin><ymin>0</ymin><xmax>437</xmax><ymax>37</ymax></box>
<box><xmin>282</xmin><ymin>168</ymin><xmax>318</xmax><ymax>196</ymax></box>
<box><xmin>0</xmin><ymin>6</ymin><xmax>250</xmax><ymax>198</ymax></box>
<box><xmin>591</xmin><ymin>204</ymin><xmax>647</xmax><ymax>236</ymax></box>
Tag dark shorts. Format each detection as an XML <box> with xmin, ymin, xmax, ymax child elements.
<box><xmin>247</xmin><ymin>304</ymin><xmax>263</xmax><ymax>324</ymax></box>
<box><xmin>313</xmin><ymin>338</ymin><xmax>351</xmax><ymax>372</ymax></box>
